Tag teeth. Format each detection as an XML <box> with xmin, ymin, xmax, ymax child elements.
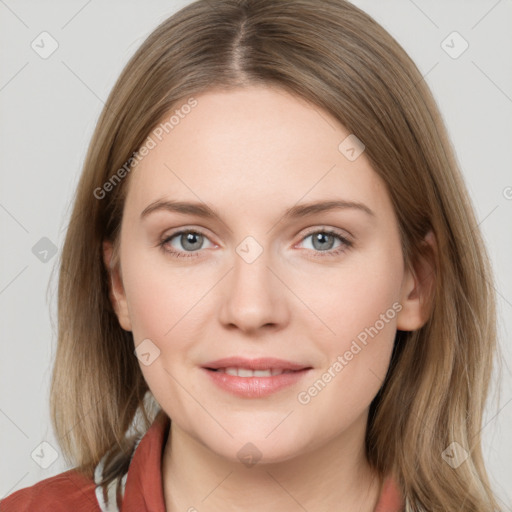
<box><xmin>254</xmin><ymin>370</ymin><xmax>272</xmax><ymax>377</ymax></box>
<box><xmin>218</xmin><ymin>367</ymin><xmax>292</xmax><ymax>377</ymax></box>
<box><xmin>238</xmin><ymin>368</ymin><xmax>256</xmax><ymax>377</ymax></box>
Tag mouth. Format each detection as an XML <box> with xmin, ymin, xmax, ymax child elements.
<box><xmin>206</xmin><ymin>367</ymin><xmax>298</xmax><ymax>377</ymax></box>
<box><xmin>201</xmin><ymin>357</ymin><xmax>312</xmax><ymax>398</ymax></box>
<box><xmin>202</xmin><ymin>356</ymin><xmax>310</xmax><ymax>372</ymax></box>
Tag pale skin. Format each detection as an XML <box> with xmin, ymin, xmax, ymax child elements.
<box><xmin>104</xmin><ymin>85</ymin><xmax>435</xmax><ymax>511</ymax></box>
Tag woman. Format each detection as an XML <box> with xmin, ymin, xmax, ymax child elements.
<box><xmin>1</xmin><ymin>0</ymin><xmax>502</xmax><ymax>510</ymax></box>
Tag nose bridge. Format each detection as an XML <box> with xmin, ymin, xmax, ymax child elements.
<box><xmin>218</xmin><ymin>235</ymin><xmax>288</xmax><ymax>332</ymax></box>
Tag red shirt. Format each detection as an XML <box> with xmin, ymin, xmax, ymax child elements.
<box><xmin>1</xmin><ymin>411</ymin><xmax>404</xmax><ymax>511</ymax></box>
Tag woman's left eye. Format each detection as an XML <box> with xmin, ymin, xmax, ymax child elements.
<box><xmin>296</xmin><ymin>229</ymin><xmax>353</xmax><ymax>258</ymax></box>
<box><xmin>159</xmin><ymin>228</ymin><xmax>352</xmax><ymax>259</ymax></box>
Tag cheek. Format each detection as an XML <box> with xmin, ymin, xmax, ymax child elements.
<box><xmin>120</xmin><ymin>249</ymin><xmax>208</xmax><ymax>422</ymax></box>
<box><xmin>298</xmin><ymin>241</ymin><xmax>403</xmax><ymax>348</ymax></box>
<box><xmin>121</xmin><ymin>244</ymin><xmax>211</xmax><ymax>342</ymax></box>
<box><xmin>295</xmin><ymin>244</ymin><xmax>402</xmax><ymax>407</ymax></box>
<box><xmin>340</xmin><ymin>250</ymin><xmax>402</xmax><ymax>370</ymax></box>
<box><xmin>120</xmin><ymin>246</ymin><xmax>216</xmax><ymax>403</ymax></box>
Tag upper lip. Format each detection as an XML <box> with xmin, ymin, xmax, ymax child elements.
<box><xmin>202</xmin><ymin>357</ymin><xmax>311</xmax><ymax>371</ymax></box>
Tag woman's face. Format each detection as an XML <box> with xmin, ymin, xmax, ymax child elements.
<box><xmin>107</xmin><ymin>85</ymin><xmax>423</xmax><ymax>464</ymax></box>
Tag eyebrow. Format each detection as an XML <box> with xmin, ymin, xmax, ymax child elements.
<box><xmin>140</xmin><ymin>199</ymin><xmax>375</xmax><ymax>222</ymax></box>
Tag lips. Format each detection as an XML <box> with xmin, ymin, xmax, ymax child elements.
<box><xmin>202</xmin><ymin>357</ymin><xmax>312</xmax><ymax>398</ymax></box>
<box><xmin>214</xmin><ymin>367</ymin><xmax>293</xmax><ymax>377</ymax></box>
<box><xmin>203</xmin><ymin>356</ymin><xmax>309</xmax><ymax>372</ymax></box>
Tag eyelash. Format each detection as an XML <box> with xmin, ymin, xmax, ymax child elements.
<box><xmin>158</xmin><ymin>228</ymin><xmax>353</xmax><ymax>260</ymax></box>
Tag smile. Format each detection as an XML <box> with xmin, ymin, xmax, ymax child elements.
<box><xmin>210</xmin><ymin>367</ymin><xmax>296</xmax><ymax>377</ymax></box>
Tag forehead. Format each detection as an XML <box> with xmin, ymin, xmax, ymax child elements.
<box><xmin>123</xmin><ymin>85</ymin><xmax>391</xmax><ymax>221</ymax></box>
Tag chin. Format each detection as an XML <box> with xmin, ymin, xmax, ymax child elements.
<box><xmin>198</xmin><ymin>425</ymin><xmax>310</xmax><ymax>466</ymax></box>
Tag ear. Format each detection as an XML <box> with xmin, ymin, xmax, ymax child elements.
<box><xmin>396</xmin><ymin>230</ymin><xmax>437</xmax><ymax>331</ymax></box>
<box><xmin>103</xmin><ymin>240</ymin><xmax>132</xmax><ymax>332</ymax></box>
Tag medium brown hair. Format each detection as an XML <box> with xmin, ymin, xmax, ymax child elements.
<box><xmin>50</xmin><ymin>1</ymin><xmax>503</xmax><ymax>509</ymax></box>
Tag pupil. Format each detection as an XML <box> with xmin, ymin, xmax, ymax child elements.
<box><xmin>314</xmin><ymin>233</ymin><xmax>334</xmax><ymax>251</ymax></box>
<box><xmin>183</xmin><ymin>232</ymin><xmax>201</xmax><ymax>250</ymax></box>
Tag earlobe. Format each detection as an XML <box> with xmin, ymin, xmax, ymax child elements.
<box><xmin>102</xmin><ymin>240</ymin><xmax>132</xmax><ymax>332</ymax></box>
<box><xmin>396</xmin><ymin>230</ymin><xmax>437</xmax><ymax>331</ymax></box>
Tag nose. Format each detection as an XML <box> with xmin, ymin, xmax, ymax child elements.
<box><xmin>218</xmin><ymin>246</ymin><xmax>290</xmax><ymax>335</ymax></box>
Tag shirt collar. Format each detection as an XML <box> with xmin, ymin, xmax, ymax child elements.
<box><xmin>122</xmin><ymin>409</ymin><xmax>170</xmax><ymax>512</ymax></box>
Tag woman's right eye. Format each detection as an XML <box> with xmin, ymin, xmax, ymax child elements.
<box><xmin>159</xmin><ymin>230</ymin><xmax>215</xmax><ymax>258</ymax></box>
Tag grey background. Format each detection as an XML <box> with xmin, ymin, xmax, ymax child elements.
<box><xmin>1</xmin><ymin>0</ymin><xmax>511</xmax><ymax>508</ymax></box>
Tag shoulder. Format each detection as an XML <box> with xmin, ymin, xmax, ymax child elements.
<box><xmin>0</xmin><ymin>468</ymin><xmax>100</xmax><ymax>512</ymax></box>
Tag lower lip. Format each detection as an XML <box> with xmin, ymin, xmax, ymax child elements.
<box><xmin>202</xmin><ymin>368</ymin><xmax>311</xmax><ymax>398</ymax></box>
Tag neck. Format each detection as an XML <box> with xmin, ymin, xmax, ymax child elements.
<box><xmin>162</xmin><ymin>412</ymin><xmax>382</xmax><ymax>512</ymax></box>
